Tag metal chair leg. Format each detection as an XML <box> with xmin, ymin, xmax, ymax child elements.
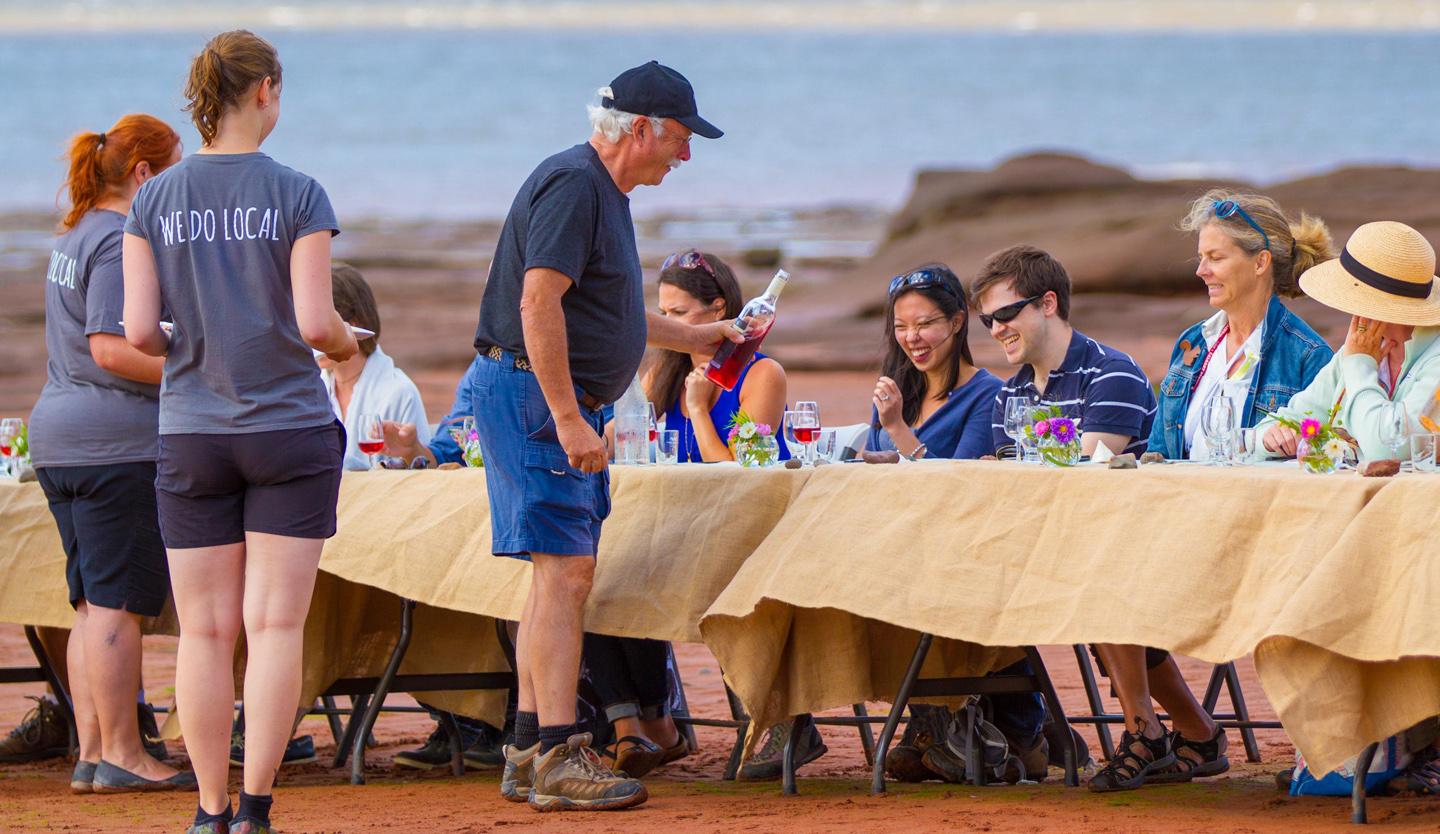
<box><xmin>871</xmin><ymin>632</ymin><xmax>934</xmax><ymax>795</ymax></box>
<box><xmin>1351</xmin><ymin>742</ymin><xmax>1379</xmax><ymax>824</ymax></box>
<box><xmin>1072</xmin><ymin>644</ymin><xmax>1113</xmax><ymax>756</ymax></box>
<box><xmin>23</xmin><ymin>625</ymin><xmax>76</xmax><ymax>738</ymax></box>
<box><xmin>781</xmin><ymin>713</ymin><xmax>811</xmax><ymax>796</ymax></box>
<box><xmin>1026</xmin><ymin>646</ymin><xmax>1078</xmax><ymax>787</ymax></box>
<box><xmin>332</xmin><ymin>694</ymin><xmax>368</xmax><ymax>768</ymax></box>
<box><xmin>349</xmin><ymin>598</ymin><xmax>417</xmax><ymax>785</ymax></box>
<box><xmin>723</xmin><ymin>683</ymin><xmax>749</xmax><ymax>781</ymax></box>
<box><xmin>853</xmin><ymin>703</ymin><xmax>876</xmax><ymax>767</ymax></box>
<box><xmin>1222</xmin><ymin>662</ymin><xmax>1262</xmax><ymax>763</ymax></box>
<box><xmin>320</xmin><ymin>696</ymin><xmax>344</xmax><ymax>747</ymax></box>
<box><xmin>668</xmin><ymin>644</ymin><xmax>701</xmax><ymax>753</ymax></box>
<box><xmin>440</xmin><ymin>711</ymin><xmax>466</xmax><ymax>777</ymax></box>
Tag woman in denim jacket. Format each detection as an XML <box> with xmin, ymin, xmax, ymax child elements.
<box><xmin>1088</xmin><ymin>190</ymin><xmax>1336</xmax><ymax>795</ymax></box>
<box><xmin>1148</xmin><ymin>190</ymin><xmax>1335</xmax><ymax>461</ymax></box>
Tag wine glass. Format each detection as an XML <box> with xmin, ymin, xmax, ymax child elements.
<box><xmin>784</xmin><ymin>408</ymin><xmax>821</xmax><ymax>465</ymax></box>
<box><xmin>1003</xmin><ymin>397</ymin><xmax>1033</xmax><ymax>462</ymax></box>
<box><xmin>795</xmin><ymin>401</ymin><xmax>820</xmax><ymax>464</ymax></box>
<box><xmin>357</xmin><ymin>413</ymin><xmax>385</xmax><ymax>470</ymax></box>
<box><xmin>1379</xmin><ymin>400</ymin><xmax>1410</xmax><ymax>462</ymax></box>
<box><xmin>0</xmin><ymin>418</ymin><xmax>22</xmax><ymax>477</ymax></box>
<box><xmin>1201</xmin><ymin>394</ymin><xmax>1236</xmax><ymax>466</ymax></box>
<box><xmin>813</xmin><ymin>428</ymin><xmax>838</xmax><ymax>463</ymax></box>
<box><xmin>646</xmin><ymin>403</ymin><xmax>658</xmax><ymax>462</ymax></box>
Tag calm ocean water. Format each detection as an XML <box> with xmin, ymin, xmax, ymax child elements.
<box><xmin>3</xmin><ymin>27</ymin><xmax>1438</xmax><ymax>219</ymax></box>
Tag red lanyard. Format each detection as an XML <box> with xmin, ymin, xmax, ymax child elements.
<box><xmin>1191</xmin><ymin>324</ymin><xmax>1250</xmax><ymax>394</ymax></box>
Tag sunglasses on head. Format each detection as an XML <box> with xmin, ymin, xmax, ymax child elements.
<box><xmin>888</xmin><ymin>269</ymin><xmax>962</xmax><ymax>302</ymax></box>
<box><xmin>978</xmin><ymin>294</ymin><xmax>1043</xmax><ymax>329</ymax></box>
<box><xmin>1213</xmin><ymin>200</ymin><xmax>1271</xmax><ymax>253</ymax></box>
<box><xmin>661</xmin><ymin>249</ymin><xmax>716</xmax><ymax>278</ymax></box>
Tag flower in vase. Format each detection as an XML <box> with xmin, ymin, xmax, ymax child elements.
<box><xmin>1033</xmin><ymin>419</ymin><xmax>1051</xmax><ymax>438</ymax></box>
<box><xmin>1323</xmin><ymin>437</ymin><xmax>1348</xmax><ymax>460</ymax></box>
<box><xmin>755</xmin><ymin>423</ymin><xmax>772</xmax><ymax>437</ymax></box>
<box><xmin>1051</xmin><ymin>418</ymin><xmax>1077</xmax><ymax>445</ymax></box>
<box><xmin>738</xmin><ymin>423</ymin><xmax>757</xmax><ymax>440</ymax></box>
<box><xmin>1299</xmin><ymin>418</ymin><xmax>1322</xmax><ymax>440</ymax></box>
<box><xmin>727</xmin><ymin>427</ymin><xmax>739</xmax><ymax>443</ymax></box>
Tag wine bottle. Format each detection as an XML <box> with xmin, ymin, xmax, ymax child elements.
<box><xmin>705</xmin><ymin>270</ymin><xmax>789</xmax><ymax>391</ymax></box>
<box><xmin>1419</xmin><ymin>385</ymin><xmax>1440</xmax><ymax>433</ymax></box>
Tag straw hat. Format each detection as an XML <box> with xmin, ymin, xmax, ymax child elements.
<box><xmin>1299</xmin><ymin>221</ymin><xmax>1440</xmax><ymax>326</ymax></box>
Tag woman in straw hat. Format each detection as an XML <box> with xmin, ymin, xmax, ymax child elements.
<box><xmin>1258</xmin><ymin>221</ymin><xmax>1440</xmax><ymax>461</ymax></box>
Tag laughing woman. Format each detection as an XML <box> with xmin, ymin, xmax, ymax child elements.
<box><xmin>123</xmin><ymin>31</ymin><xmax>356</xmax><ymax>834</ymax></box>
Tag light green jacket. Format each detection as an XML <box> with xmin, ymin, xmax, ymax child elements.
<box><xmin>1256</xmin><ymin>327</ymin><xmax>1440</xmax><ymax>461</ymax></box>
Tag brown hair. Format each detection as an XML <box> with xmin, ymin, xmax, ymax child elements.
<box><xmin>644</xmin><ymin>253</ymin><xmax>743</xmax><ymax>414</ymax></box>
<box><xmin>59</xmin><ymin>114</ymin><xmax>180</xmax><ymax>232</ymax></box>
<box><xmin>1180</xmin><ymin>188</ymin><xmax>1335</xmax><ymax>299</ymax></box>
<box><xmin>330</xmin><ymin>263</ymin><xmax>379</xmax><ymax>356</ymax></box>
<box><xmin>184</xmin><ymin>30</ymin><xmax>282</xmax><ymax>146</ymax></box>
<box><xmin>971</xmin><ymin>245</ymin><xmax>1073</xmax><ymax>321</ymax></box>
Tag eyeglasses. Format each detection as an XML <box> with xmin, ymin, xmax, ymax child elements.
<box><xmin>1213</xmin><ymin>200</ymin><xmax>1271</xmax><ymax>253</ymax></box>
<box><xmin>662</xmin><ymin>249</ymin><xmax>715</xmax><ymax>278</ymax></box>
<box><xmin>888</xmin><ymin>269</ymin><xmax>961</xmax><ymax>302</ymax></box>
<box><xmin>978</xmin><ymin>294</ymin><xmax>1043</xmax><ymax>329</ymax></box>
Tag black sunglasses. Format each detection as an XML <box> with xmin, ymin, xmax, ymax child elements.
<box><xmin>888</xmin><ymin>269</ymin><xmax>962</xmax><ymax>302</ymax></box>
<box><xmin>978</xmin><ymin>294</ymin><xmax>1043</xmax><ymax>329</ymax></box>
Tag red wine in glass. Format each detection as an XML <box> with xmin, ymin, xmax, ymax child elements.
<box><xmin>0</xmin><ymin>445</ymin><xmax>10</xmax><ymax>457</ymax></box>
<box><xmin>648</xmin><ymin>429</ymin><xmax>658</xmax><ymax>442</ymax></box>
<box><xmin>357</xmin><ymin>441</ymin><xmax>384</xmax><ymax>455</ymax></box>
<box><xmin>792</xmin><ymin>426</ymin><xmax>819</xmax><ymax>444</ymax></box>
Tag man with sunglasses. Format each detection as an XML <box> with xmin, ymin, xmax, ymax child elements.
<box><xmin>972</xmin><ymin>245</ymin><xmax>1157</xmax><ymax>459</ymax></box>
<box><xmin>471</xmin><ymin>61</ymin><xmax>735</xmax><ymax>812</ymax></box>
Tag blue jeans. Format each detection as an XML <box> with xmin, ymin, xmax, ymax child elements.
<box><xmin>471</xmin><ymin>351</ymin><xmax>610</xmax><ymax>558</ymax></box>
<box><xmin>989</xmin><ymin>659</ymin><xmax>1047</xmax><ymax>747</ymax></box>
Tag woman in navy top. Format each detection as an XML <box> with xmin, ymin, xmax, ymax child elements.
<box><xmin>869</xmin><ymin>263</ymin><xmax>1001</xmax><ymax>459</ymax></box>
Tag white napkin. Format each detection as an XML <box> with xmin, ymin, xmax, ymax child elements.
<box><xmin>1091</xmin><ymin>439</ymin><xmax>1115</xmax><ymax>464</ymax></box>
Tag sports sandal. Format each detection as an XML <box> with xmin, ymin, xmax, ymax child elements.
<box><xmin>1397</xmin><ymin>748</ymin><xmax>1440</xmax><ymax>795</ymax></box>
<box><xmin>605</xmin><ymin>736</ymin><xmax>665</xmax><ymax>779</ymax></box>
<box><xmin>657</xmin><ymin>735</ymin><xmax>691</xmax><ymax>766</ymax></box>
<box><xmin>1087</xmin><ymin>727</ymin><xmax>1175</xmax><ymax>793</ymax></box>
<box><xmin>1150</xmin><ymin>728</ymin><xmax>1229</xmax><ymax>784</ymax></box>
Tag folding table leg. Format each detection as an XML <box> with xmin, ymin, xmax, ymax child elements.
<box><xmin>871</xmin><ymin>632</ymin><xmax>934</xmax><ymax>796</ymax></box>
<box><xmin>1351</xmin><ymin>742</ymin><xmax>1379</xmax><ymax>824</ymax></box>
<box><xmin>852</xmin><ymin>703</ymin><xmax>876</xmax><ymax>767</ymax></box>
<box><xmin>1222</xmin><ymin>662</ymin><xmax>1262</xmax><ymax>763</ymax></box>
<box><xmin>349</xmin><ymin>598</ymin><xmax>417</xmax><ymax>785</ymax></box>
<box><xmin>722</xmin><ymin>683</ymin><xmax>748</xmax><ymax>781</ymax></box>
<box><xmin>1026</xmin><ymin>646</ymin><xmax>1078</xmax><ymax>787</ymax></box>
<box><xmin>1072</xmin><ymin>644</ymin><xmax>1113</xmax><ymax>757</ymax></box>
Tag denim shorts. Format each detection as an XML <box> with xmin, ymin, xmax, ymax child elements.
<box><xmin>472</xmin><ymin>351</ymin><xmax>610</xmax><ymax>559</ymax></box>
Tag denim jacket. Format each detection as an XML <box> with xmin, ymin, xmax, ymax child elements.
<box><xmin>1147</xmin><ymin>295</ymin><xmax>1333</xmax><ymax>459</ymax></box>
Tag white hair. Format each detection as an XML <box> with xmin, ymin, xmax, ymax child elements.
<box><xmin>587</xmin><ymin>86</ymin><xmax>665</xmax><ymax>143</ymax></box>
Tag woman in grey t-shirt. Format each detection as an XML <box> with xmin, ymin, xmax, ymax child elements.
<box><xmin>29</xmin><ymin>113</ymin><xmax>194</xmax><ymax>794</ymax></box>
<box><xmin>121</xmin><ymin>31</ymin><xmax>357</xmax><ymax>834</ymax></box>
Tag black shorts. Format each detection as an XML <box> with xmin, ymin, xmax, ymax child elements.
<box><xmin>155</xmin><ymin>422</ymin><xmax>345</xmax><ymax>549</ymax></box>
<box><xmin>37</xmin><ymin>462</ymin><xmax>169</xmax><ymax>617</ymax></box>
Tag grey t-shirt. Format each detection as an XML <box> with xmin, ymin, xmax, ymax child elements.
<box><xmin>29</xmin><ymin>210</ymin><xmax>160</xmax><ymax>466</ymax></box>
<box><xmin>473</xmin><ymin>143</ymin><xmax>646</xmax><ymax>405</ymax></box>
<box><xmin>124</xmin><ymin>153</ymin><xmax>340</xmax><ymax>434</ymax></box>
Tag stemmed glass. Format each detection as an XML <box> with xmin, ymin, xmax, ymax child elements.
<box><xmin>1201</xmin><ymin>394</ymin><xmax>1236</xmax><ymax>466</ymax></box>
<box><xmin>1379</xmin><ymin>401</ymin><xmax>1410</xmax><ymax>463</ymax></box>
<box><xmin>0</xmin><ymin>418</ymin><xmax>22</xmax><ymax>477</ymax></box>
<box><xmin>1003</xmin><ymin>396</ymin><xmax>1034</xmax><ymax>462</ymax></box>
<box><xmin>784</xmin><ymin>404</ymin><xmax>821</xmax><ymax>465</ymax></box>
<box><xmin>646</xmin><ymin>403</ymin><xmax>658</xmax><ymax>463</ymax></box>
<box><xmin>357</xmin><ymin>413</ymin><xmax>385</xmax><ymax>470</ymax></box>
<box><xmin>813</xmin><ymin>428</ymin><xmax>838</xmax><ymax>463</ymax></box>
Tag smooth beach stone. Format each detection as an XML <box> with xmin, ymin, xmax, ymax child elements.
<box><xmin>1360</xmin><ymin>459</ymin><xmax>1400</xmax><ymax>477</ymax></box>
<box><xmin>1140</xmin><ymin>452</ymin><xmax>1167</xmax><ymax>465</ymax></box>
<box><xmin>1108</xmin><ymin>453</ymin><xmax>1138</xmax><ymax>469</ymax></box>
<box><xmin>862</xmin><ymin>450</ymin><xmax>900</xmax><ymax>464</ymax></box>
<box><xmin>784</xmin><ymin>458</ymin><xmax>803</xmax><ymax>469</ymax></box>
<box><xmin>436</xmin><ymin>462</ymin><xmax>463</xmax><ymax>470</ymax></box>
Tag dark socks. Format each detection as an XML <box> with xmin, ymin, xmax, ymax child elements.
<box><xmin>539</xmin><ymin>723</ymin><xmax>580</xmax><ymax>754</ymax></box>
<box><xmin>236</xmin><ymin>792</ymin><xmax>273</xmax><ymax>827</ymax></box>
<box><xmin>194</xmin><ymin>802</ymin><xmax>233</xmax><ymax>828</ymax></box>
<box><xmin>514</xmin><ymin>711</ymin><xmax>540</xmax><ymax>750</ymax></box>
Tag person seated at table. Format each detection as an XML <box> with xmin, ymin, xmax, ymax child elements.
<box><xmin>869</xmin><ymin>264</ymin><xmax>1000</xmax><ymax>459</ymax></box>
<box><xmin>645</xmin><ymin>249</ymin><xmax>788</xmax><ymax>462</ymax></box>
<box><xmin>1079</xmin><ymin>194</ymin><xmax>1338</xmax><ymax>794</ymax></box>
<box><xmin>975</xmin><ymin>244</ymin><xmax>1157</xmax><ymax>459</ymax></box>
<box><xmin>1258</xmin><ymin>221</ymin><xmax>1440</xmax><ymax>462</ymax></box>
<box><xmin>316</xmin><ymin>263</ymin><xmax>432</xmax><ymax>470</ymax></box>
<box><xmin>1150</xmin><ymin>190</ymin><xmax>1334</xmax><ymax>460</ymax></box>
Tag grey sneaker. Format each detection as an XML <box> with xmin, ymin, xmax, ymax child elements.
<box><xmin>739</xmin><ymin>719</ymin><xmax>827</xmax><ymax>781</ymax></box>
<box><xmin>528</xmin><ymin>733</ymin><xmax>647</xmax><ymax>812</ymax></box>
<box><xmin>500</xmin><ymin>742</ymin><xmax>538</xmax><ymax>803</ymax></box>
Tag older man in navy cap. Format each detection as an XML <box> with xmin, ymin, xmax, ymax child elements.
<box><xmin>472</xmin><ymin>61</ymin><xmax>728</xmax><ymax>811</ymax></box>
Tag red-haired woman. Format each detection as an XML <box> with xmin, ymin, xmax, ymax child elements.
<box><xmin>28</xmin><ymin>114</ymin><xmax>193</xmax><ymax>794</ymax></box>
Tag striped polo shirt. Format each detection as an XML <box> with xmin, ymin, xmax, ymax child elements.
<box><xmin>990</xmin><ymin>329</ymin><xmax>1157</xmax><ymax>456</ymax></box>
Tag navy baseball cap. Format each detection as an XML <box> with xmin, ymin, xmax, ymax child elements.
<box><xmin>602</xmin><ymin>60</ymin><xmax>723</xmax><ymax>139</ymax></box>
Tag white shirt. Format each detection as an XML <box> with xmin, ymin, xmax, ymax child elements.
<box><xmin>1185</xmin><ymin>311</ymin><xmax>1263</xmax><ymax>460</ymax></box>
<box><xmin>322</xmin><ymin>344</ymin><xmax>433</xmax><ymax>470</ymax></box>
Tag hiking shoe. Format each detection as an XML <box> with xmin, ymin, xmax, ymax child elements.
<box><xmin>1002</xmin><ymin>734</ymin><xmax>1050</xmax><ymax>783</ymax></box>
<box><xmin>186</xmin><ymin>823</ymin><xmax>229</xmax><ymax>834</ymax></box>
<box><xmin>229</xmin><ymin>820</ymin><xmax>274</xmax><ymax>834</ymax></box>
<box><xmin>1087</xmin><ymin>728</ymin><xmax>1175</xmax><ymax>792</ymax></box>
<box><xmin>739</xmin><ymin>719</ymin><xmax>828</xmax><ymax>781</ymax></box>
<box><xmin>500</xmin><ymin>742</ymin><xmax>538</xmax><ymax>803</ymax></box>
<box><xmin>229</xmin><ymin>733</ymin><xmax>317</xmax><ymax>767</ymax></box>
<box><xmin>92</xmin><ymin>759</ymin><xmax>198</xmax><ymax>793</ymax></box>
<box><xmin>394</xmin><ymin>724</ymin><xmax>454</xmax><ymax>770</ymax></box>
<box><xmin>138</xmin><ymin>702</ymin><xmax>167</xmax><ymax>761</ymax></box>
<box><xmin>885</xmin><ymin>704</ymin><xmax>949</xmax><ymax>782</ymax></box>
<box><xmin>70</xmin><ymin>760</ymin><xmax>97</xmax><ymax>794</ymax></box>
<box><xmin>0</xmin><ymin>696</ymin><xmax>69</xmax><ymax>763</ymax></box>
<box><xmin>920</xmin><ymin>708</ymin><xmax>1009</xmax><ymax>784</ymax></box>
<box><xmin>528</xmin><ymin>733</ymin><xmax>647</xmax><ymax>812</ymax></box>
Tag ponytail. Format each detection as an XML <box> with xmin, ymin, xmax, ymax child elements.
<box><xmin>58</xmin><ymin>114</ymin><xmax>180</xmax><ymax>232</ymax></box>
<box><xmin>1286</xmin><ymin>212</ymin><xmax>1335</xmax><ymax>295</ymax></box>
<box><xmin>183</xmin><ymin>30</ymin><xmax>282</xmax><ymax>147</ymax></box>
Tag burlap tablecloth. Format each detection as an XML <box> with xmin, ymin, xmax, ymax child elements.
<box><xmin>699</xmin><ymin>460</ymin><xmax>1440</xmax><ymax>775</ymax></box>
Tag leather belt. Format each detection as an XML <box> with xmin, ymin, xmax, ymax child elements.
<box><xmin>480</xmin><ymin>345</ymin><xmax>606</xmax><ymax>412</ymax></box>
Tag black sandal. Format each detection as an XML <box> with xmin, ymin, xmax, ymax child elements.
<box><xmin>604</xmin><ymin>735</ymin><xmax>665</xmax><ymax>779</ymax></box>
<box><xmin>1399</xmin><ymin>749</ymin><xmax>1440</xmax><ymax>795</ymax></box>
<box><xmin>1087</xmin><ymin>728</ymin><xmax>1175</xmax><ymax>793</ymax></box>
<box><xmin>1150</xmin><ymin>728</ymin><xmax>1230</xmax><ymax>784</ymax></box>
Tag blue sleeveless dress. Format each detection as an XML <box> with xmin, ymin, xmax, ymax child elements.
<box><xmin>661</xmin><ymin>353</ymin><xmax>791</xmax><ymax>463</ymax></box>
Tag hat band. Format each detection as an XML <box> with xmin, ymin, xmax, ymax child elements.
<box><xmin>1341</xmin><ymin>246</ymin><xmax>1432</xmax><ymax>300</ymax></box>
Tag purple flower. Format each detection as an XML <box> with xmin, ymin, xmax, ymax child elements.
<box><xmin>1051</xmin><ymin>418</ymin><xmax>1077</xmax><ymax>445</ymax></box>
<box><xmin>1033</xmin><ymin>419</ymin><xmax>1051</xmax><ymax>438</ymax></box>
<box><xmin>727</xmin><ymin>427</ymin><xmax>739</xmax><ymax>441</ymax></box>
<box><xmin>756</xmin><ymin>423</ymin><xmax>772</xmax><ymax>436</ymax></box>
<box><xmin>467</xmin><ymin>430</ymin><xmax>479</xmax><ymax>442</ymax></box>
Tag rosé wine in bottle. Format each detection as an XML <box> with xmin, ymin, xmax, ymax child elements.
<box><xmin>706</xmin><ymin>270</ymin><xmax>789</xmax><ymax>391</ymax></box>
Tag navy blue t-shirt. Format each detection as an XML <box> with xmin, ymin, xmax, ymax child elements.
<box><xmin>868</xmin><ymin>369</ymin><xmax>1002</xmax><ymax>459</ymax></box>
<box><xmin>473</xmin><ymin>143</ymin><xmax>645</xmax><ymax>405</ymax></box>
<box><xmin>990</xmin><ymin>329</ymin><xmax>1156</xmax><ymax>456</ymax></box>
